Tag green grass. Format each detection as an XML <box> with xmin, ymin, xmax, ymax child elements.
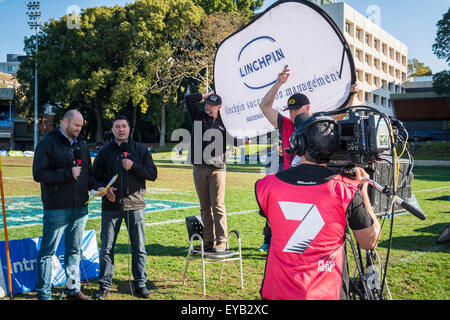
<box><xmin>0</xmin><ymin>153</ymin><xmax>449</xmax><ymax>300</ymax></box>
<box><xmin>407</xmin><ymin>141</ymin><xmax>450</xmax><ymax>161</ymax></box>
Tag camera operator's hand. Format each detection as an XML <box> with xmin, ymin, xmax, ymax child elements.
<box><xmin>353</xmin><ymin>167</ymin><xmax>370</xmax><ymax>192</ymax></box>
<box><xmin>353</xmin><ymin>167</ymin><xmax>369</xmax><ymax>183</ymax></box>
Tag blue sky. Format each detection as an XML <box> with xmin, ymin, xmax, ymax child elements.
<box><xmin>0</xmin><ymin>0</ymin><xmax>448</xmax><ymax>73</ymax></box>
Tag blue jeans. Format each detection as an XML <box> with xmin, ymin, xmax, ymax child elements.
<box><xmin>98</xmin><ymin>209</ymin><xmax>147</xmax><ymax>290</ymax></box>
<box><xmin>36</xmin><ymin>207</ymin><xmax>88</xmax><ymax>300</ymax></box>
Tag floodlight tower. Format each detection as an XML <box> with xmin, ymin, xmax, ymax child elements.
<box><xmin>25</xmin><ymin>1</ymin><xmax>41</xmax><ymax>150</ymax></box>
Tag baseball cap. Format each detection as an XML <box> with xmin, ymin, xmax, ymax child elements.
<box><xmin>283</xmin><ymin>93</ymin><xmax>310</xmax><ymax>111</ymax></box>
<box><xmin>205</xmin><ymin>94</ymin><xmax>222</xmax><ymax>106</ymax></box>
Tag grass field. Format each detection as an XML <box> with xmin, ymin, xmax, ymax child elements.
<box><xmin>0</xmin><ymin>152</ymin><xmax>449</xmax><ymax>301</ymax></box>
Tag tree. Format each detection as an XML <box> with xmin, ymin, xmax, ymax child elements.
<box><xmin>407</xmin><ymin>58</ymin><xmax>432</xmax><ymax>78</ymax></box>
<box><xmin>193</xmin><ymin>0</ymin><xmax>263</xmax><ymax>19</ymax></box>
<box><xmin>432</xmin><ymin>7</ymin><xmax>450</xmax><ymax>64</ymax></box>
<box><xmin>17</xmin><ymin>0</ymin><xmax>205</xmax><ymax>142</ymax></box>
<box><xmin>432</xmin><ymin>7</ymin><xmax>450</xmax><ymax>96</ymax></box>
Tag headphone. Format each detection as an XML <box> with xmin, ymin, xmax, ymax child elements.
<box><xmin>286</xmin><ymin>115</ymin><xmax>338</xmax><ymax>158</ymax></box>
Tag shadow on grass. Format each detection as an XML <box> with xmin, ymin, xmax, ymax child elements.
<box><xmin>153</xmin><ymin>159</ymin><xmax>265</xmax><ymax>173</ymax></box>
<box><xmin>377</xmin><ymin>222</ymin><xmax>450</xmax><ymax>252</ymax></box>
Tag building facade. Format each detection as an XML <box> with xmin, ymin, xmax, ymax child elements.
<box><xmin>391</xmin><ymin>76</ymin><xmax>449</xmax><ymax>141</ymax></box>
<box><xmin>0</xmin><ymin>54</ymin><xmax>26</xmax><ymax>76</ymax></box>
<box><xmin>320</xmin><ymin>2</ymin><xmax>408</xmax><ymax>116</ymax></box>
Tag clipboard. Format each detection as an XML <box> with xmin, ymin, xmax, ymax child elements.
<box><xmin>85</xmin><ymin>174</ymin><xmax>118</xmax><ymax>205</ymax></box>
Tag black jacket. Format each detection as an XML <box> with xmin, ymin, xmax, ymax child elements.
<box><xmin>185</xmin><ymin>93</ymin><xmax>229</xmax><ymax>170</ymax></box>
<box><xmin>33</xmin><ymin>129</ymin><xmax>100</xmax><ymax>210</ymax></box>
<box><xmin>93</xmin><ymin>139</ymin><xmax>157</xmax><ymax>211</ymax></box>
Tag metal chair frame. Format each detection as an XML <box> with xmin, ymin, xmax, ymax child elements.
<box><xmin>182</xmin><ymin>230</ymin><xmax>244</xmax><ymax>295</ymax></box>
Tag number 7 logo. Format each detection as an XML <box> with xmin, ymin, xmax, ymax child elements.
<box><xmin>278</xmin><ymin>202</ymin><xmax>325</xmax><ymax>253</ymax></box>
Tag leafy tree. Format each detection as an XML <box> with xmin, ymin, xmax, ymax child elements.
<box><xmin>193</xmin><ymin>0</ymin><xmax>263</xmax><ymax>19</ymax></box>
<box><xmin>432</xmin><ymin>7</ymin><xmax>450</xmax><ymax>64</ymax></box>
<box><xmin>407</xmin><ymin>58</ymin><xmax>432</xmax><ymax>78</ymax></box>
<box><xmin>432</xmin><ymin>70</ymin><xmax>450</xmax><ymax>96</ymax></box>
<box><xmin>432</xmin><ymin>7</ymin><xmax>450</xmax><ymax>96</ymax></box>
<box><xmin>17</xmin><ymin>0</ymin><xmax>263</xmax><ymax>144</ymax></box>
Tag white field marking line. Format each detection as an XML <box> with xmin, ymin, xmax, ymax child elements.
<box><xmin>2</xmin><ymin>199</ymin><xmax>202</xmax><ymax>229</ymax></box>
<box><xmin>3</xmin><ymin>177</ymin><xmax>35</xmax><ymax>182</ymax></box>
<box><xmin>413</xmin><ymin>186</ymin><xmax>450</xmax><ymax>193</ymax></box>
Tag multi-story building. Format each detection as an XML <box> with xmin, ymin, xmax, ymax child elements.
<box><xmin>0</xmin><ymin>54</ymin><xmax>27</xmax><ymax>76</ymax></box>
<box><xmin>320</xmin><ymin>2</ymin><xmax>408</xmax><ymax>116</ymax></box>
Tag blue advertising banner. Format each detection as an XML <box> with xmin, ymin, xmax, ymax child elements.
<box><xmin>0</xmin><ymin>229</ymin><xmax>99</xmax><ymax>297</ymax></box>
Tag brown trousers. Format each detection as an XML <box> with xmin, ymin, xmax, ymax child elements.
<box><xmin>193</xmin><ymin>165</ymin><xmax>227</xmax><ymax>244</ymax></box>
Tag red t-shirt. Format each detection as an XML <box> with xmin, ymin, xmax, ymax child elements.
<box><xmin>280</xmin><ymin>116</ymin><xmax>295</xmax><ymax>170</ymax></box>
<box><xmin>255</xmin><ymin>172</ymin><xmax>360</xmax><ymax>300</ymax></box>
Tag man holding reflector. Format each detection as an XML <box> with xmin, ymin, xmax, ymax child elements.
<box><xmin>259</xmin><ymin>64</ymin><xmax>358</xmax><ymax>170</ymax></box>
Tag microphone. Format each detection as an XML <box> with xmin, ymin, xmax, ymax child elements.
<box><xmin>120</xmin><ymin>142</ymin><xmax>129</xmax><ymax>159</ymax></box>
<box><xmin>73</xmin><ymin>143</ymin><xmax>82</xmax><ymax>167</ymax></box>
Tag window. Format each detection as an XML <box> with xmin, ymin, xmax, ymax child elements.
<box><xmin>365</xmin><ymin>33</ymin><xmax>372</xmax><ymax>46</ymax></box>
<box><xmin>374</xmin><ymin>58</ymin><xmax>379</xmax><ymax>69</ymax></box>
<box><xmin>374</xmin><ymin>38</ymin><xmax>380</xmax><ymax>51</ymax></box>
<box><xmin>373</xmin><ymin>94</ymin><xmax>379</xmax><ymax>104</ymax></box>
<box><xmin>365</xmin><ymin>53</ymin><xmax>372</xmax><ymax>66</ymax></box>
<box><xmin>356</xmin><ymin>28</ymin><xmax>362</xmax><ymax>41</ymax></box>
<box><xmin>365</xmin><ymin>73</ymin><xmax>372</xmax><ymax>85</ymax></box>
<box><xmin>355</xmin><ymin>49</ymin><xmax>362</xmax><ymax>62</ymax></box>
<box><xmin>389</xmin><ymin>47</ymin><xmax>394</xmax><ymax>59</ymax></box>
<box><xmin>345</xmin><ymin>20</ymin><xmax>354</xmax><ymax>36</ymax></box>
<box><xmin>382</xmin><ymin>43</ymin><xmax>387</xmax><ymax>55</ymax></box>
<box><xmin>381</xmin><ymin>97</ymin><xmax>386</xmax><ymax>106</ymax></box>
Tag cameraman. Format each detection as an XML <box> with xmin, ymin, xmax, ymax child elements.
<box><xmin>255</xmin><ymin>114</ymin><xmax>380</xmax><ymax>300</ymax></box>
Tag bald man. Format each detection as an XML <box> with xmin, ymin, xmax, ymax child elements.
<box><xmin>33</xmin><ymin>109</ymin><xmax>104</xmax><ymax>300</ymax></box>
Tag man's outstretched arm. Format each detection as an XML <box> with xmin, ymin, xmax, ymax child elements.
<box><xmin>259</xmin><ymin>65</ymin><xmax>290</xmax><ymax>128</ymax></box>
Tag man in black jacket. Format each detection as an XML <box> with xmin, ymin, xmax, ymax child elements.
<box><xmin>185</xmin><ymin>91</ymin><xmax>229</xmax><ymax>252</ymax></box>
<box><xmin>33</xmin><ymin>110</ymin><xmax>104</xmax><ymax>300</ymax></box>
<box><xmin>93</xmin><ymin>115</ymin><xmax>157</xmax><ymax>299</ymax></box>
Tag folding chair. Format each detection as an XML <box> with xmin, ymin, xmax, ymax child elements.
<box><xmin>182</xmin><ymin>216</ymin><xmax>244</xmax><ymax>295</ymax></box>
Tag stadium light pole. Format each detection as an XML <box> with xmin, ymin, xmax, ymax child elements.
<box><xmin>25</xmin><ymin>1</ymin><xmax>41</xmax><ymax>151</ymax></box>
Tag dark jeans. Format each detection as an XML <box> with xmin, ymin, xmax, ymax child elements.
<box><xmin>36</xmin><ymin>207</ymin><xmax>88</xmax><ymax>300</ymax></box>
<box><xmin>98</xmin><ymin>208</ymin><xmax>147</xmax><ymax>290</ymax></box>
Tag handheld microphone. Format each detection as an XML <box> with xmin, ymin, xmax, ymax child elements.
<box><xmin>73</xmin><ymin>144</ymin><xmax>82</xmax><ymax>167</ymax></box>
<box><xmin>120</xmin><ymin>142</ymin><xmax>129</xmax><ymax>159</ymax></box>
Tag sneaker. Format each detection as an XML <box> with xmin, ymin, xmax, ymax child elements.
<box><xmin>211</xmin><ymin>242</ymin><xmax>227</xmax><ymax>252</ymax></box>
<box><xmin>258</xmin><ymin>243</ymin><xmax>270</xmax><ymax>252</ymax></box>
<box><xmin>66</xmin><ymin>290</ymin><xmax>91</xmax><ymax>300</ymax></box>
<box><xmin>193</xmin><ymin>241</ymin><xmax>214</xmax><ymax>252</ymax></box>
<box><xmin>94</xmin><ymin>287</ymin><xmax>110</xmax><ymax>300</ymax></box>
<box><xmin>134</xmin><ymin>286</ymin><xmax>151</xmax><ymax>299</ymax></box>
